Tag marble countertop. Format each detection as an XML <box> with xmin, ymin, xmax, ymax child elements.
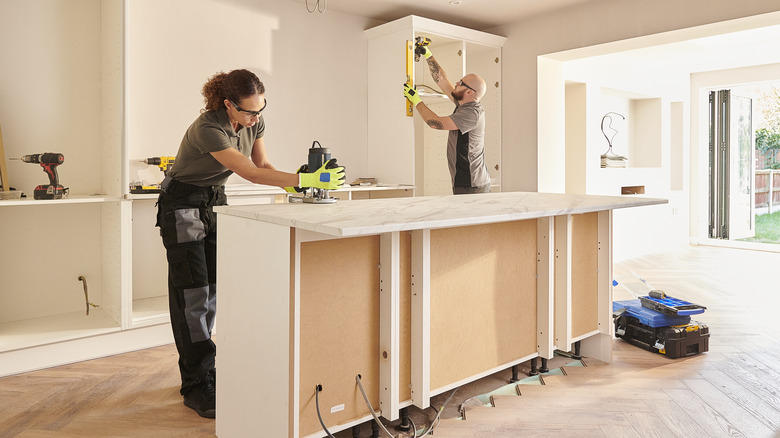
<box><xmin>214</xmin><ymin>191</ymin><xmax>667</xmax><ymax>237</ymax></box>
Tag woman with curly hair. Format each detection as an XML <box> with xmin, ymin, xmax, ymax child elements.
<box><xmin>156</xmin><ymin>69</ymin><xmax>344</xmax><ymax>418</ymax></box>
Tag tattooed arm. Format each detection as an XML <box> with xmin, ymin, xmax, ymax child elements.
<box><xmin>426</xmin><ymin>56</ymin><xmax>456</xmax><ymax>103</ymax></box>
<box><xmin>414</xmin><ymin>101</ymin><xmax>458</xmax><ymax>131</ymax></box>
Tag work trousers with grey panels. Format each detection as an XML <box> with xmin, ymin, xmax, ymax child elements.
<box><xmin>156</xmin><ymin>178</ymin><xmax>226</xmax><ymax>395</ymax></box>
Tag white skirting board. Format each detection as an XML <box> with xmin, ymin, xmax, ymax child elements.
<box><xmin>0</xmin><ymin>323</ymin><xmax>173</xmax><ymax>377</ymax></box>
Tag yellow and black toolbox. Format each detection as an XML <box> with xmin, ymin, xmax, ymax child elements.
<box><xmin>613</xmin><ymin>299</ymin><xmax>710</xmax><ymax>359</ymax></box>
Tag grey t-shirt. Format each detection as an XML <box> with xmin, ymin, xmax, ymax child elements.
<box><xmin>168</xmin><ymin>108</ymin><xmax>265</xmax><ymax>186</ymax></box>
<box><xmin>447</xmin><ymin>100</ymin><xmax>489</xmax><ymax>188</ymax></box>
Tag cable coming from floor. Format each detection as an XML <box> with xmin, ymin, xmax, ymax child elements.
<box><xmin>356</xmin><ymin>374</ymin><xmax>396</xmax><ymax>437</ymax></box>
<box><xmin>315</xmin><ymin>385</ymin><xmax>336</xmax><ymax>438</ymax></box>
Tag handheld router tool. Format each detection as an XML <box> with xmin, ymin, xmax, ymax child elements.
<box><xmin>290</xmin><ymin>141</ymin><xmax>339</xmax><ymax>204</ymax></box>
<box><xmin>12</xmin><ymin>153</ymin><xmax>66</xmax><ymax>199</ymax></box>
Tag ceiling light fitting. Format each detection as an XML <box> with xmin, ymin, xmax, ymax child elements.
<box><xmin>305</xmin><ymin>0</ymin><xmax>326</xmax><ymax>13</ymax></box>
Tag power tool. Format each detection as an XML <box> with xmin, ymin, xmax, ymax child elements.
<box><xmin>129</xmin><ymin>156</ymin><xmax>176</xmax><ymax>194</ymax></box>
<box><xmin>289</xmin><ymin>141</ymin><xmax>340</xmax><ymax>204</ymax></box>
<box><xmin>414</xmin><ymin>36</ymin><xmax>431</xmax><ymax>61</ymax></box>
<box><xmin>143</xmin><ymin>156</ymin><xmax>176</xmax><ymax>175</ymax></box>
<box><xmin>14</xmin><ymin>153</ymin><xmax>66</xmax><ymax>199</ymax></box>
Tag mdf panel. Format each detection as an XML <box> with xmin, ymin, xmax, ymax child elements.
<box><xmin>571</xmin><ymin>213</ymin><xmax>599</xmax><ymax>337</ymax></box>
<box><xmin>369</xmin><ymin>189</ymin><xmax>414</xmax><ymax>199</ymax></box>
<box><xmin>350</xmin><ymin>191</ymin><xmax>370</xmax><ymax>200</ymax></box>
<box><xmin>428</xmin><ymin>221</ymin><xmax>537</xmax><ymax>391</ymax></box>
<box><xmin>298</xmin><ymin>236</ymin><xmax>380</xmax><ymax>436</ymax></box>
<box><xmin>399</xmin><ymin>232</ymin><xmax>412</xmax><ymax>402</ymax></box>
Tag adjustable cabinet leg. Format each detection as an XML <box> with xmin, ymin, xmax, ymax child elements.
<box><xmin>540</xmin><ymin>357</ymin><xmax>549</xmax><ymax>373</ymax></box>
<box><xmin>352</xmin><ymin>424</ymin><xmax>361</xmax><ymax>438</ymax></box>
<box><xmin>573</xmin><ymin>341</ymin><xmax>582</xmax><ymax>359</ymax></box>
<box><xmin>510</xmin><ymin>364</ymin><xmax>520</xmax><ymax>383</ymax></box>
<box><xmin>528</xmin><ymin>357</ymin><xmax>539</xmax><ymax>376</ymax></box>
<box><xmin>371</xmin><ymin>420</ymin><xmax>380</xmax><ymax>438</ymax></box>
<box><xmin>398</xmin><ymin>407</ymin><xmax>411</xmax><ymax>431</ymax></box>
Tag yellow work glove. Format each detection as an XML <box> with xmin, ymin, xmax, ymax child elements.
<box><xmin>415</xmin><ymin>45</ymin><xmax>432</xmax><ymax>60</ymax></box>
<box><xmin>403</xmin><ymin>83</ymin><xmax>421</xmax><ymax>107</ymax></box>
<box><xmin>299</xmin><ymin>159</ymin><xmax>345</xmax><ymax>190</ymax></box>
<box><xmin>414</xmin><ymin>37</ymin><xmax>432</xmax><ymax>61</ymax></box>
<box><xmin>284</xmin><ymin>164</ymin><xmax>308</xmax><ymax>193</ymax></box>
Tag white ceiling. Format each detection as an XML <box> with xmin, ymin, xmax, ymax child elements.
<box><xmin>583</xmin><ymin>23</ymin><xmax>780</xmax><ymax>76</ymax></box>
<box><xmin>301</xmin><ymin>0</ymin><xmax>780</xmax><ymax>81</ymax></box>
<box><xmin>303</xmin><ymin>0</ymin><xmax>595</xmax><ymax>30</ymax></box>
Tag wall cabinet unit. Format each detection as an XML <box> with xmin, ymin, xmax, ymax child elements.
<box><xmin>0</xmin><ymin>1</ymin><xmax>413</xmax><ymax>377</ymax></box>
<box><xmin>365</xmin><ymin>16</ymin><xmax>505</xmax><ymax>196</ymax></box>
<box><xmin>0</xmin><ymin>0</ymin><xmax>150</xmax><ymax>376</ymax></box>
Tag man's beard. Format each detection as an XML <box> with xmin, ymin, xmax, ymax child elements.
<box><xmin>451</xmin><ymin>88</ymin><xmax>466</xmax><ymax>101</ymax></box>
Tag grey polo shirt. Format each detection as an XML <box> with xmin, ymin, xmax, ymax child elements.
<box><xmin>167</xmin><ymin>108</ymin><xmax>265</xmax><ymax>186</ymax></box>
<box><xmin>447</xmin><ymin>100</ymin><xmax>489</xmax><ymax>188</ymax></box>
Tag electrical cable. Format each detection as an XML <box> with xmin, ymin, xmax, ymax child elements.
<box><xmin>315</xmin><ymin>385</ymin><xmax>336</xmax><ymax>438</ymax></box>
<box><xmin>417</xmin><ymin>387</ymin><xmax>458</xmax><ymax>438</ymax></box>
<box><xmin>355</xmin><ymin>374</ymin><xmax>396</xmax><ymax>438</ymax></box>
<box><xmin>408</xmin><ymin>416</ymin><xmax>419</xmax><ymax>437</ymax></box>
<box><xmin>416</xmin><ymin>84</ymin><xmax>447</xmax><ymax>98</ymax></box>
<box><xmin>305</xmin><ymin>0</ymin><xmax>326</xmax><ymax>13</ymax></box>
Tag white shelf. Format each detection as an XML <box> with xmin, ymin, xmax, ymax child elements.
<box><xmin>0</xmin><ymin>308</ymin><xmax>120</xmax><ymax>353</ymax></box>
<box><xmin>131</xmin><ymin>296</ymin><xmax>169</xmax><ymax>327</ymax></box>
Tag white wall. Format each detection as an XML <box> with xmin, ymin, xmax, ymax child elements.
<box><xmin>0</xmin><ymin>0</ymin><xmax>103</xmax><ymax>195</ymax></box>
<box><xmin>556</xmin><ymin>54</ymin><xmax>689</xmax><ymax>261</ymax></box>
<box><xmin>487</xmin><ymin>0</ymin><xmax>780</xmax><ymax>261</ymax></box>
<box><xmin>490</xmin><ymin>0</ymin><xmax>780</xmax><ymax>192</ymax></box>
<box><xmin>126</xmin><ymin>0</ymin><xmax>379</xmax><ymax>186</ymax></box>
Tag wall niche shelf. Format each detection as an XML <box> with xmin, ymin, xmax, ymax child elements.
<box><xmin>600</xmin><ymin>87</ymin><xmax>663</xmax><ymax>169</ymax></box>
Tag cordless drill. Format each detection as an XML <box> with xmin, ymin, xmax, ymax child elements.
<box><xmin>414</xmin><ymin>36</ymin><xmax>431</xmax><ymax>61</ymax></box>
<box><xmin>19</xmin><ymin>153</ymin><xmax>65</xmax><ymax>199</ymax></box>
<box><xmin>143</xmin><ymin>156</ymin><xmax>175</xmax><ymax>176</ymax></box>
<box><xmin>129</xmin><ymin>156</ymin><xmax>176</xmax><ymax>194</ymax></box>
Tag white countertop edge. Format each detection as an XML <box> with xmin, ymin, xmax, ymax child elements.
<box><xmin>215</xmin><ymin>192</ymin><xmax>668</xmax><ymax>237</ymax></box>
<box><xmin>124</xmin><ymin>183</ymin><xmax>415</xmax><ymax>199</ymax></box>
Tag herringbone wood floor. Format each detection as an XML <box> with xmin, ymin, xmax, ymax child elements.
<box><xmin>1</xmin><ymin>245</ymin><xmax>779</xmax><ymax>437</ymax></box>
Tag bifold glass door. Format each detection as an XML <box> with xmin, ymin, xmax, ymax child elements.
<box><xmin>709</xmin><ymin>90</ymin><xmax>755</xmax><ymax>240</ymax></box>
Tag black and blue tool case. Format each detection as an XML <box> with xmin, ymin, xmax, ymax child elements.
<box><xmin>638</xmin><ymin>291</ymin><xmax>707</xmax><ymax>317</ymax></box>
<box><xmin>613</xmin><ymin>299</ymin><xmax>709</xmax><ymax>359</ymax></box>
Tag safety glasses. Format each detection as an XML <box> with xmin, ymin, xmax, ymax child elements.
<box><xmin>230</xmin><ymin>99</ymin><xmax>267</xmax><ymax>116</ymax></box>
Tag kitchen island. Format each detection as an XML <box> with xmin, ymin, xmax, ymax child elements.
<box><xmin>213</xmin><ymin>192</ymin><xmax>667</xmax><ymax>438</ymax></box>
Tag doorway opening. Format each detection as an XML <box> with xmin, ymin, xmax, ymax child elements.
<box><xmin>708</xmin><ymin>82</ymin><xmax>780</xmax><ymax>246</ymax></box>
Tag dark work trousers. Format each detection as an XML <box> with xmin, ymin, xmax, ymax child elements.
<box><xmin>453</xmin><ymin>183</ymin><xmax>491</xmax><ymax>195</ymax></box>
<box><xmin>156</xmin><ymin>178</ymin><xmax>226</xmax><ymax>395</ymax></box>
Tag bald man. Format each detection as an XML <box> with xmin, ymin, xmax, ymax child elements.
<box><xmin>403</xmin><ymin>45</ymin><xmax>491</xmax><ymax>194</ymax></box>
